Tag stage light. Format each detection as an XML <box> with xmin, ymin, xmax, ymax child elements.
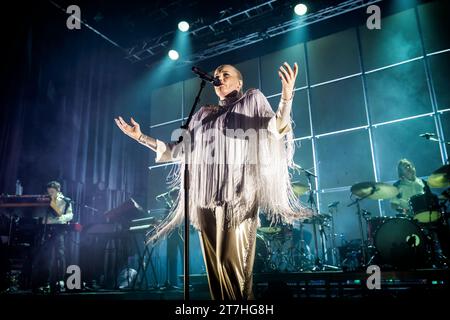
<box><xmin>294</xmin><ymin>3</ymin><xmax>308</xmax><ymax>16</ymax></box>
<box><xmin>178</xmin><ymin>21</ymin><xmax>190</xmax><ymax>32</ymax></box>
<box><xmin>168</xmin><ymin>50</ymin><xmax>179</xmax><ymax>60</ymax></box>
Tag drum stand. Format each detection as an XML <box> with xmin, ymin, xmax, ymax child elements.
<box><xmin>318</xmin><ymin>220</ymin><xmax>340</xmax><ymax>271</ymax></box>
<box><xmin>348</xmin><ymin>192</ymin><xmax>375</xmax><ymax>268</ymax></box>
<box><xmin>425</xmin><ymin>218</ymin><xmax>449</xmax><ymax>268</ymax></box>
<box><xmin>266</xmin><ymin>234</ymin><xmax>285</xmax><ymax>271</ymax></box>
<box><xmin>328</xmin><ymin>205</ymin><xmax>341</xmax><ymax>267</ymax></box>
<box><xmin>297</xmin><ymin>222</ymin><xmax>312</xmax><ymax>271</ymax></box>
<box><xmin>301</xmin><ymin>169</ymin><xmax>321</xmax><ymax>271</ymax></box>
<box><xmin>302</xmin><ymin>169</ymin><xmax>338</xmax><ymax>271</ymax></box>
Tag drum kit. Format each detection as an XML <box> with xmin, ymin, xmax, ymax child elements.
<box><xmin>255</xmin><ymin>167</ymin><xmax>341</xmax><ymax>272</ymax></box>
<box><xmin>254</xmin><ymin>221</ymin><xmax>314</xmax><ymax>273</ymax></box>
<box><xmin>254</xmin><ymin>163</ymin><xmax>450</xmax><ymax>272</ymax></box>
<box><xmin>347</xmin><ymin>163</ymin><xmax>450</xmax><ymax>270</ymax></box>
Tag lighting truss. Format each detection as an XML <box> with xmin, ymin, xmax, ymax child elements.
<box><xmin>180</xmin><ymin>0</ymin><xmax>383</xmax><ymax>65</ymax></box>
<box><xmin>126</xmin><ymin>0</ymin><xmax>383</xmax><ymax>65</ymax></box>
<box><xmin>125</xmin><ymin>0</ymin><xmax>278</xmax><ymax>63</ymax></box>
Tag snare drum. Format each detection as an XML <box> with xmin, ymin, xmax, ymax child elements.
<box><xmin>409</xmin><ymin>193</ymin><xmax>441</xmax><ymax>223</ymax></box>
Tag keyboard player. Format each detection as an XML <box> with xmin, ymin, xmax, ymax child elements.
<box><xmin>32</xmin><ymin>181</ymin><xmax>73</xmax><ymax>293</ymax></box>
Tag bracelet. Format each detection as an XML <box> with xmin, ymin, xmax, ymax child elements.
<box><xmin>280</xmin><ymin>91</ymin><xmax>295</xmax><ymax>102</ymax></box>
<box><xmin>138</xmin><ymin>133</ymin><xmax>145</xmax><ymax>143</ymax></box>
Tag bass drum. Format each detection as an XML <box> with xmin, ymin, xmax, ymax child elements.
<box><xmin>374</xmin><ymin>217</ymin><xmax>429</xmax><ymax>269</ymax></box>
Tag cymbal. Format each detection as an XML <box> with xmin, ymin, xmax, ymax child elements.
<box><xmin>428</xmin><ymin>164</ymin><xmax>450</xmax><ymax>188</ymax></box>
<box><xmin>258</xmin><ymin>227</ymin><xmax>282</xmax><ymax>234</ymax></box>
<box><xmin>292</xmin><ymin>182</ymin><xmax>309</xmax><ymax>196</ymax></box>
<box><xmin>351</xmin><ymin>181</ymin><xmax>399</xmax><ymax>200</ymax></box>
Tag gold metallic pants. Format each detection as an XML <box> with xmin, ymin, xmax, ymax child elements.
<box><xmin>198</xmin><ymin>206</ymin><xmax>258</xmax><ymax>300</ymax></box>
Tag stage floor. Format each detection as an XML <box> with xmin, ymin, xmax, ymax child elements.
<box><xmin>2</xmin><ymin>268</ymin><xmax>449</xmax><ymax>301</ymax></box>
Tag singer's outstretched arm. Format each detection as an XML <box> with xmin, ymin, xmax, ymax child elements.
<box><xmin>114</xmin><ymin>116</ymin><xmax>180</xmax><ymax>162</ymax></box>
<box><xmin>114</xmin><ymin>116</ymin><xmax>158</xmax><ymax>150</ymax></box>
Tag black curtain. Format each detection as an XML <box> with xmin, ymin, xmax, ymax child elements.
<box><xmin>0</xmin><ymin>3</ymin><xmax>151</xmax><ymax>222</ymax></box>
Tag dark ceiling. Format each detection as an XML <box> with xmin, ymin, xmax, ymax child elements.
<box><xmin>28</xmin><ymin>0</ymin><xmax>434</xmax><ymax>78</ymax></box>
<box><xmin>47</xmin><ymin>0</ymin><xmax>347</xmax><ymax>63</ymax></box>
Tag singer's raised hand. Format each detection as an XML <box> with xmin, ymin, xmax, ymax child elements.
<box><xmin>114</xmin><ymin>116</ymin><xmax>142</xmax><ymax>141</ymax></box>
<box><xmin>278</xmin><ymin>62</ymin><xmax>298</xmax><ymax>100</ymax></box>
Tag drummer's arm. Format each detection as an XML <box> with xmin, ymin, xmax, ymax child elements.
<box><xmin>390</xmin><ymin>199</ymin><xmax>409</xmax><ymax>213</ymax></box>
<box><xmin>390</xmin><ymin>202</ymin><xmax>405</xmax><ymax>213</ymax></box>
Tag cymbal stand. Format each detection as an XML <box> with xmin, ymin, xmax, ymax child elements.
<box><xmin>318</xmin><ymin>217</ymin><xmax>340</xmax><ymax>270</ymax></box>
<box><xmin>301</xmin><ymin>168</ymin><xmax>322</xmax><ymax>271</ymax></box>
<box><xmin>347</xmin><ymin>188</ymin><xmax>375</xmax><ymax>268</ymax></box>
<box><xmin>328</xmin><ymin>205</ymin><xmax>341</xmax><ymax>267</ymax></box>
<box><xmin>297</xmin><ymin>221</ymin><xmax>310</xmax><ymax>271</ymax></box>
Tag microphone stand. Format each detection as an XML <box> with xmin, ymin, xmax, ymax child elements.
<box><xmin>180</xmin><ymin>79</ymin><xmax>206</xmax><ymax>300</ymax></box>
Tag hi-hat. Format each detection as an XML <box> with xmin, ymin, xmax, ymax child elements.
<box><xmin>258</xmin><ymin>227</ymin><xmax>282</xmax><ymax>234</ymax></box>
<box><xmin>428</xmin><ymin>164</ymin><xmax>450</xmax><ymax>188</ymax></box>
<box><xmin>351</xmin><ymin>181</ymin><xmax>399</xmax><ymax>200</ymax></box>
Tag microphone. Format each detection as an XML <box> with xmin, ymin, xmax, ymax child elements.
<box><xmin>419</xmin><ymin>132</ymin><xmax>436</xmax><ymax>139</ymax></box>
<box><xmin>192</xmin><ymin>66</ymin><xmax>222</xmax><ymax>86</ymax></box>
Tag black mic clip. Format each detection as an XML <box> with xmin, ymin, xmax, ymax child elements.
<box><xmin>192</xmin><ymin>66</ymin><xmax>222</xmax><ymax>86</ymax></box>
<box><xmin>419</xmin><ymin>132</ymin><xmax>436</xmax><ymax>140</ymax></box>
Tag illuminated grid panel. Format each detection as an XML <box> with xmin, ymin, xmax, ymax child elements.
<box><xmin>307</xmin><ymin>28</ymin><xmax>361</xmax><ymax>85</ymax></box>
<box><xmin>364</xmin><ymin>59</ymin><xmax>432</xmax><ymax>124</ymax></box>
<box><xmin>428</xmin><ymin>52</ymin><xmax>450</xmax><ymax>111</ymax></box>
<box><xmin>358</xmin><ymin>8</ymin><xmax>423</xmax><ymax>71</ymax></box>
<box><xmin>147</xmin><ymin>2</ymin><xmax>449</xmax><ymax>240</ymax></box>
<box><xmin>310</xmin><ymin>77</ymin><xmax>367</xmax><ymax>135</ymax></box>
<box><xmin>268</xmin><ymin>89</ymin><xmax>310</xmax><ymax>138</ymax></box>
<box><xmin>417</xmin><ymin>1</ymin><xmax>450</xmax><ymax>54</ymax></box>
<box><xmin>291</xmin><ymin>138</ymin><xmax>315</xmax><ymax>190</ymax></box>
<box><xmin>150</xmin><ymin>82</ymin><xmax>183</xmax><ymax>126</ymax></box>
<box><xmin>440</xmin><ymin>111</ymin><xmax>450</xmax><ymax>159</ymax></box>
<box><xmin>372</xmin><ymin>116</ymin><xmax>443</xmax><ymax>183</ymax></box>
<box><xmin>314</xmin><ymin>129</ymin><xmax>374</xmax><ymax>190</ymax></box>
<box><xmin>260</xmin><ymin>43</ymin><xmax>307</xmax><ymax>97</ymax></box>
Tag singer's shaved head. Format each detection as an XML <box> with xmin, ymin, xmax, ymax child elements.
<box><xmin>214</xmin><ymin>65</ymin><xmax>243</xmax><ymax>83</ymax></box>
<box><xmin>214</xmin><ymin>65</ymin><xmax>243</xmax><ymax>100</ymax></box>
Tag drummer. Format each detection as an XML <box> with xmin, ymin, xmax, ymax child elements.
<box><xmin>390</xmin><ymin>159</ymin><xmax>430</xmax><ymax>216</ymax></box>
